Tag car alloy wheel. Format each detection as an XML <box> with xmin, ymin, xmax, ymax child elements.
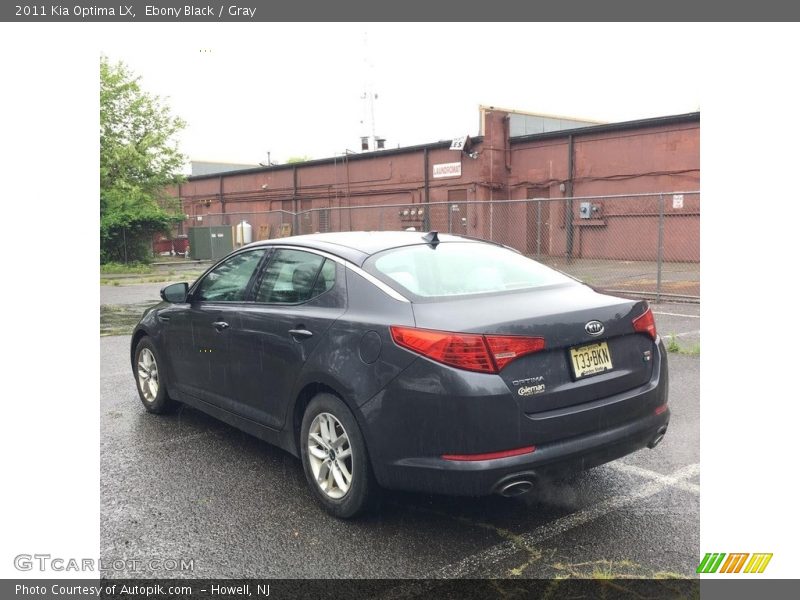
<box><xmin>137</xmin><ymin>347</ymin><xmax>159</xmax><ymax>403</ymax></box>
<box><xmin>307</xmin><ymin>412</ymin><xmax>353</xmax><ymax>499</ymax></box>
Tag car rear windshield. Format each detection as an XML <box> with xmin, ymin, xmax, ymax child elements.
<box><xmin>365</xmin><ymin>242</ymin><xmax>574</xmax><ymax>299</ymax></box>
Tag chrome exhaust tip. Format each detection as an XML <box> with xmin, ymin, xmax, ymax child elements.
<box><xmin>648</xmin><ymin>426</ymin><xmax>668</xmax><ymax>449</ymax></box>
<box><xmin>497</xmin><ymin>479</ymin><xmax>534</xmax><ymax>497</ymax></box>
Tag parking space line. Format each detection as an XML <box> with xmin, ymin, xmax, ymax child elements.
<box><xmin>653</xmin><ymin>311</ymin><xmax>700</xmax><ymax>318</ymax></box>
<box><xmin>670</xmin><ymin>329</ymin><xmax>700</xmax><ymax>338</ymax></box>
<box><xmin>428</xmin><ymin>463</ymin><xmax>700</xmax><ymax>580</ymax></box>
<box><xmin>609</xmin><ymin>462</ymin><xmax>700</xmax><ymax>495</ymax></box>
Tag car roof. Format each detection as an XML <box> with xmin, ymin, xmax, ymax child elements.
<box><xmin>245</xmin><ymin>231</ymin><xmax>481</xmax><ymax>266</ymax></box>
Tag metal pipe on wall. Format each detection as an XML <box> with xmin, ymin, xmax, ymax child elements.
<box><xmin>219</xmin><ymin>176</ymin><xmax>225</xmax><ymax>224</ymax></box>
<box><xmin>504</xmin><ymin>115</ymin><xmax>512</xmax><ymax>172</ymax></box>
<box><xmin>423</xmin><ymin>148</ymin><xmax>430</xmax><ymax>230</ymax></box>
<box><xmin>293</xmin><ymin>165</ymin><xmax>299</xmax><ymax>234</ymax></box>
<box><xmin>566</xmin><ymin>134</ymin><xmax>575</xmax><ymax>260</ymax></box>
<box><xmin>656</xmin><ymin>193</ymin><xmax>665</xmax><ymax>302</ymax></box>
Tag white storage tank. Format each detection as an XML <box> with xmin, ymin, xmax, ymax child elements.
<box><xmin>235</xmin><ymin>220</ymin><xmax>253</xmax><ymax>246</ymax></box>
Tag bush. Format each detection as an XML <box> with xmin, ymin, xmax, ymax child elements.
<box><xmin>100</xmin><ymin>204</ymin><xmax>178</xmax><ymax>264</ymax></box>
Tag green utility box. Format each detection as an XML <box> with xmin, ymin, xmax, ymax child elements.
<box><xmin>187</xmin><ymin>226</ymin><xmax>234</xmax><ymax>260</ymax></box>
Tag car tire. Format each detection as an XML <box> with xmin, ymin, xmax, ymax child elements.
<box><xmin>300</xmin><ymin>393</ymin><xmax>377</xmax><ymax>519</ymax></box>
<box><xmin>134</xmin><ymin>336</ymin><xmax>176</xmax><ymax>414</ymax></box>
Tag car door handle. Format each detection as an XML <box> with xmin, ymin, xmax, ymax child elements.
<box><xmin>212</xmin><ymin>320</ymin><xmax>230</xmax><ymax>331</ymax></box>
<box><xmin>288</xmin><ymin>328</ymin><xmax>313</xmax><ymax>340</ymax></box>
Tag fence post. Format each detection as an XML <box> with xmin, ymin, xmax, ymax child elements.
<box><xmin>565</xmin><ymin>134</ymin><xmax>575</xmax><ymax>262</ymax></box>
<box><xmin>122</xmin><ymin>226</ymin><xmax>128</xmax><ymax>264</ymax></box>
<box><xmin>448</xmin><ymin>203</ymin><xmax>452</xmax><ymax>233</ymax></box>
<box><xmin>565</xmin><ymin>196</ymin><xmax>574</xmax><ymax>262</ymax></box>
<box><xmin>656</xmin><ymin>193</ymin><xmax>665</xmax><ymax>303</ymax></box>
<box><xmin>536</xmin><ymin>199</ymin><xmax>542</xmax><ymax>258</ymax></box>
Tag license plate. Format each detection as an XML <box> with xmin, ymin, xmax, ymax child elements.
<box><xmin>570</xmin><ymin>341</ymin><xmax>613</xmax><ymax>379</ymax></box>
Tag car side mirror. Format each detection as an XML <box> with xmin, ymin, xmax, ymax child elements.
<box><xmin>161</xmin><ymin>282</ymin><xmax>189</xmax><ymax>303</ymax></box>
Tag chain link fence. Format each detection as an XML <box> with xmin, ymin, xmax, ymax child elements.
<box><xmin>191</xmin><ymin>209</ymin><xmax>295</xmax><ymax>239</ymax></box>
<box><xmin>179</xmin><ymin>191</ymin><xmax>699</xmax><ymax>302</ymax></box>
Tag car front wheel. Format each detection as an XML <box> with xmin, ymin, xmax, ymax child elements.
<box><xmin>300</xmin><ymin>393</ymin><xmax>376</xmax><ymax>518</ymax></box>
<box><xmin>134</xmin><ymin>336</ymin><xmax>176</xmax><ymax>414</ymax></box>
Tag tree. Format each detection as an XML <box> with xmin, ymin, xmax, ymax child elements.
<box><xmin>285</xmin><ymin>155</ymin><xmax>313</xmax><ymax>164</ymax></box>
<box><xmin>100</xmin><ymin>56</ymin><xmax>186</xmax><ymax>263</ymax></box>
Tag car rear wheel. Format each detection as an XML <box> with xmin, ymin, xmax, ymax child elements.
<box><xmin>134</xmin><ymin>337</ymin><xmax>176</xmax><ymax>414</ymax></box>
<box><xmin>300</xmin><ymin>393</ymin><xmax>376</xmax><ymax>518</ymax></box>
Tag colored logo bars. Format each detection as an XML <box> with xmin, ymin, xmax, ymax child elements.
<box><xmin>697</xmin><ymin>553</ymin><xmax>773</xmax><ymax>574</ymax></box>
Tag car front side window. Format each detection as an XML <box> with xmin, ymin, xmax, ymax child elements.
<box><xmin>193</xmin><ymin>249</ymin><xmax>267</xmax><ymax>302</ymax></box>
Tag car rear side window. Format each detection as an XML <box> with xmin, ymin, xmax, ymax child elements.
<box><xmin>193</xmin><ymin>249</ymin><xmax>267</xmax><ymax>302</ymax></box>
<box><xmin>254</xmin><ymin>249</ymin><xmax>334</xmax><ymax>304</ymax></box>
<box><xmin>366</xmin><ymin>242</ymin><xmax>573</xmax><ymax>298</ymax></box>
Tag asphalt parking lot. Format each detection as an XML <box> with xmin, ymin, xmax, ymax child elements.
<box><xmin>100</xmin><ymin>294</ymin><xmax>699</xmax><ymax>580</ymax></box>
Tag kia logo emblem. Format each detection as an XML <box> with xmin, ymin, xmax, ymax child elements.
<box><xmin>585</xmin><ymin>320</ymin><xmax>604</xmax><ymax>336</ymax></box>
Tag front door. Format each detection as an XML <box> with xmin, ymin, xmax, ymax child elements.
<box><xmin>166</xmin><ymin>248</ymin><xmax>268</xmax><ymax>407</ymax></box>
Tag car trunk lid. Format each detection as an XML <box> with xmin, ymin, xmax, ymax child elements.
<box><xmin>409</xmin><ymin>283</ymin><xmax>655</xmax><ymax>414</ymax></box>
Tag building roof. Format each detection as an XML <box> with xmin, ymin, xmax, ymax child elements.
<box><xmin>190</xmin><ymin>160</ymin><xmax>261</xmax><ymax>176</ymax></box>
<box><xmin>509</xmin><ymin>111</ymin><xmax>700</xmax><ymax>145</ymax></box>
<box><xmin>478</xmin><ymin>104</ymin><xmax>606</xmax><ymax>125</ymax></box>
<box><xmin>186</xmin><ymin>111</ymin><xmax>700</xmax><ymax>182</ymax></box>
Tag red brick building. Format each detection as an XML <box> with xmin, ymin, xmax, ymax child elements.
<box><xmin>170</xmin><ymin>109</ymin><xmax>699</xmax><ymax>262</ymax></box>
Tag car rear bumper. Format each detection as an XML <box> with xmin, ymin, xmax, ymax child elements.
<box><xmin>376</xmin><ymin>408</ymin><xmax>669</xmax><ymax>496</ymax></box>
<box><xmin>360</xmin><ymin>338</ymin><xmax>669</xmax><ymax>496</ymax></box>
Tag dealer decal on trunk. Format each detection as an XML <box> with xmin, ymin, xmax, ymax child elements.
<box><xmin>513</xmin><ymin>376</ymin><xmax>546</xmax><ymax>396</ymax></box>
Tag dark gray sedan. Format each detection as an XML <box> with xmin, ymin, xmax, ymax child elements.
<box><xmin>131</xmin><ymin>231</ymin><xmax>669</xmax><ymax>518</ymax></box>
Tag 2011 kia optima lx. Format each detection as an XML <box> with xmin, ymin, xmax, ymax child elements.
<box><xmin>131</xmin><ymin>231</ymin><xmax>669</xmax><ymax>518</ymax></box>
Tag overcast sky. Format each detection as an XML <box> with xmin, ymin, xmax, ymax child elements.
<box><xmin>103</xmin><ymin>23</ymin><xmax>701</xmax><ymax>169</ymax></box>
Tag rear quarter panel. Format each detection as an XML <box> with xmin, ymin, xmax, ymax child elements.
<box><xmin>285</xmin><ymin>267</ymin><xmax>419</xmax><ymax>426</ymax></box>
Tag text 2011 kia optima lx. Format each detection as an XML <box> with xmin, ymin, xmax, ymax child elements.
<box><xmin>131</xmin><ymin>231</ymin><xmax>669</xmax><ymax>518</ymax></box>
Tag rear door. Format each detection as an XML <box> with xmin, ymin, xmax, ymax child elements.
<box><xmin>230</xmin><ymin>249</ymin><xmax>347</xmax><ymax>428</ymax></box>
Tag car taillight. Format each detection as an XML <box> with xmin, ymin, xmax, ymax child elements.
<box><xmin>632</xmin><ymin>305</ymin><xmax>657</xmax><ymax>341</ymax></box>
<box><xmin>484</xmin><ymin>335</ymin><xmax>546</xmax><ymax>371</ymax></box>
<box><xmin>389</xmin><ymin>326</ymin><xmax>545</xmax><ymax>374</ymax></box>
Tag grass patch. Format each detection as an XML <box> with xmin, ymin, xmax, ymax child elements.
<box><xmin>100</xmin><ymin>271</ymin><xmax>203</xmax><ymax>285</ymax></box>
<box><xmin>554</xmin><ymin>558</ymin><xmax>692</xmax><ymax>580</ymax></box>
<box><xmin>100</xmin><ymin>270</ymin><xmax>205</xmax><ymax>286</ymax></box>
<box><xmin>100</xmin><ymin>262</ymin><xmax>154</xmax><ymax>275</ymax></box>
<box><xmin>666</xmin><ymin>334</ymin><xmax>681</xmax><ymax>353</ymax></box>
<box><xmin>666</xmin><ymin>334</ymin><xmax>700</xmax><ymax>356</ymax></box>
